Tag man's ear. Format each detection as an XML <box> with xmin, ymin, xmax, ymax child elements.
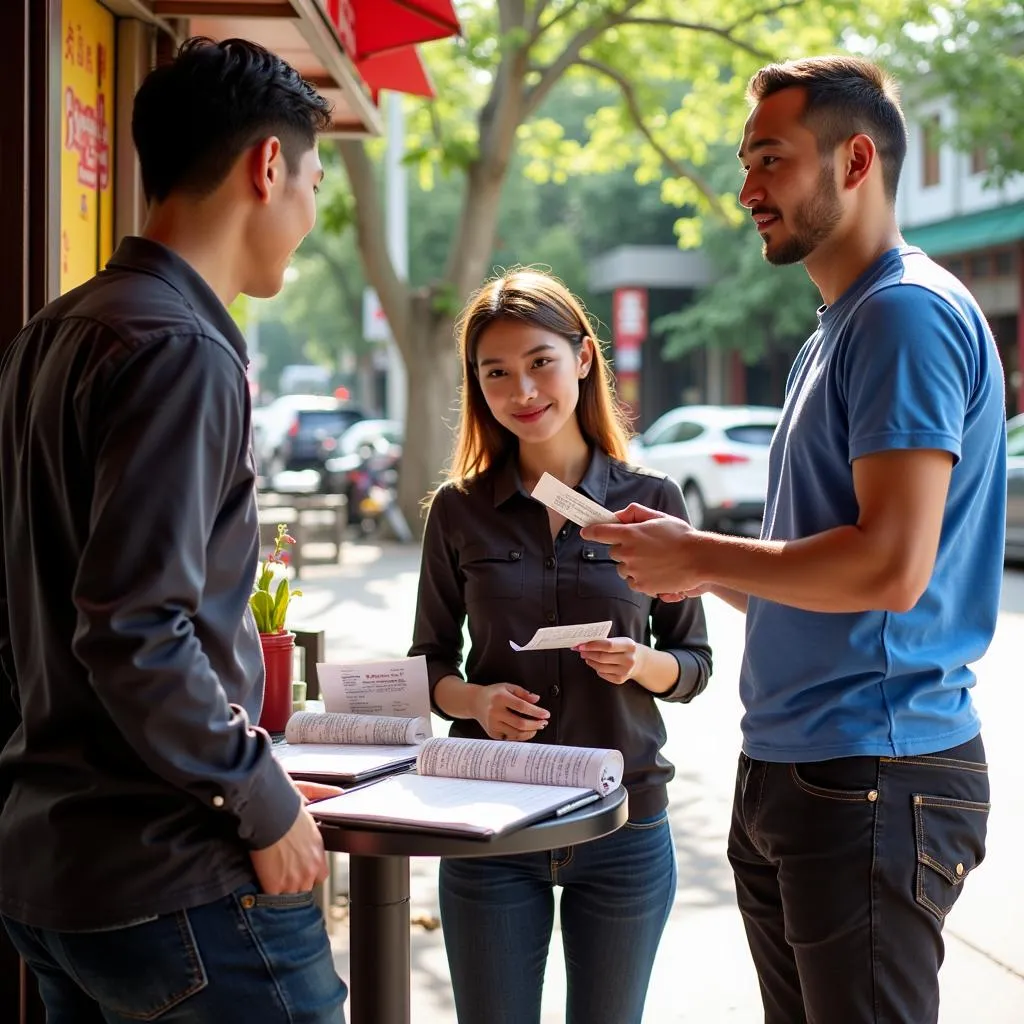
<box><xmin>250</xmin><ymin>137</ymin><xmax>284</xmax><ymax>203</ymax></box>
<box><xmin>843</xmin><ymin>133</ymin><xmax>876</xmax><ymax>192</ymax></box>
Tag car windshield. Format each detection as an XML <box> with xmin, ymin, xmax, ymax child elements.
<box><xmin>1008</xmin><ymin>423</ymin><xmax>1024</xmax><ymax>458</ymax></box>
<box><xmin>724</xmin><ymin>424</ymin><xmax>777</xmax><ymax>446</ymax></box>
<box><xmin>298</xmin><ymin>410</ymin><xmax>361</xmax><ymax>437</ymax></box>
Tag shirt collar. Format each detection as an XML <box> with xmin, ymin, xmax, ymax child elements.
<box><xmin>105</xmin><ymin>237</ymin><xmax>249</xmax><ymax>364</ymax></box>
<box><xmin>492</xmin><ymin>446</ymin><xmax>611</xmax><ymax>508</ymax></box>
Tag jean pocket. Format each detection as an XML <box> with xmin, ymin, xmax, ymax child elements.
<box><xmin>913</xmin><ymin>794</ymin><xmax>989</xmax><ymax>921</ymax></box>
<box><xmin>58</xmin><ymin>911</ymin><xmax>207</xmax><ymax>1020</ymax></box>
<box><xmin>789</xmin><ymin>762</ymin><xmax>879</xmax><ymax>803</ymax></box>
<box><xmin>622</xmin><ymin>812</ymin><xmax>669</xmax><ymax>831</ymax></box>
<box><xmin>241</xmin><ymin>890</ymin><xmax>316</xmax><ymax>910</ymax></box>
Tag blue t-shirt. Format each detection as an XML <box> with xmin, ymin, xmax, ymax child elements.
<box><xmin>741</xmin><ymin>246</ymin><xmax>1006</xmax><ymax>762</ymax></box>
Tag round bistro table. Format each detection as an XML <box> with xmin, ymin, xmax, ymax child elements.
<box><xmin>315</xmin><ymin>787</ymin><xmax>628</xmax><ymax>1024</ymax></box>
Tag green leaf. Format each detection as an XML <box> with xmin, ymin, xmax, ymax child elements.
<box><xmin>272</xmin><ymin>578</ymin><xmax>290</xmax><ymax>632</ymax></box>
<box><xmin>249</xmin><ymin>590</ymin><xmax>275</xmax><ymax>634</ymax></box>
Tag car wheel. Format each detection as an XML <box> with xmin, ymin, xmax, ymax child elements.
<box><xmin>682</xmin><ymin>482</ymin><xmax>706</xmax><ymax>530</ymax></box>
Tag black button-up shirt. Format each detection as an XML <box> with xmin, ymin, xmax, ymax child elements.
<box><xmin>0</xmin><ymin>238</ymin><xmax>300</xmax><ymax>930</ymax></box>
<box><xmin>410</xmin><ymin>449</ymin><xmax>713</xmax><ymax>819</ymax></box>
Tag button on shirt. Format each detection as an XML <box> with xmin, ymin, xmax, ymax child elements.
<box><xmin>0</xmin><ymin>237</ymin><xmax>300</xmax><ymax>930</ymax></box>
<box><xmin>410</xmin><ymin>449</ymin><xmax>713</xmax><ymax>819</ymax></box>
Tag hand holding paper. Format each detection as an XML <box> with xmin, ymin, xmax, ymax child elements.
<box><xmin>510</xmin><ymin>620</ymin><xmax>612</xmax><ymax>652</ymax></box>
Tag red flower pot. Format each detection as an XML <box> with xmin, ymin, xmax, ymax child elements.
<box><xmin>258</xmin><ymin>630</ymin><xmax>295</xmax><ymax>733</ymax></box>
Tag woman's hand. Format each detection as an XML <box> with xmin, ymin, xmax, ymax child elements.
<box><xmin>471</xmin><ymin>683</ymin><xmax>549</xmax><ymax>741</ymax></box>
<box><xmin>574</xmin><ymin>637</ymin><xmax>648</xmax><ymax>686</ymax></box>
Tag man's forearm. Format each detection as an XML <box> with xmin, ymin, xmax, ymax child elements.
<box><xmin>708</xmin><ymin>585</ymin><xmax>749</xmax><ymax>613</ymax></box>
<box><xmin>696</xmin><ymin>525</ymin><xmax>918</xmax><ymax>614</ymax></box>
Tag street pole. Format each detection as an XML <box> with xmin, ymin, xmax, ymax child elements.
<box><xmin>385</xmin><ymin>91</ymin><xmax>408</xmax><ymax>425</ymax></box>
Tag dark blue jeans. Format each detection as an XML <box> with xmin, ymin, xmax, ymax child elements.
<box><xmin>3</xmin><ymin>883</ymin><xmax>346</xmax><ymax>1023</ymax></box>
<box><xmin>728</xmin><ymin>735</ymin><xmax>990</xmax><ymax>1024</ymax></box>
<box><xmin>439</xmin><ymin>810</ymin><xmax>676</xmax><ymax>1024</ymax></box>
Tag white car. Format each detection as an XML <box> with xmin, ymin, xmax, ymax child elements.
<box><xmin>629</xmin><ymin>405</ymin><xmax>782</xmax><ymax>532</ymax></box>
<box><xmin>1006</xmin><ymin>413</ymin><xmax>1024</xmax><ymax>562</ymax></box>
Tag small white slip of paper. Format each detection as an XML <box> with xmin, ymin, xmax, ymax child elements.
<box><xmin>530</xmin><ymin>473</ymin><xmax>618</xmax><ymax>528</ymax></box>
<box><xmin>510</xmin><ymin>620</ymin><xmax>613</xmax><ymax>652</ymax></box>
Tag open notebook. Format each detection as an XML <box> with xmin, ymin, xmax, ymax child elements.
<box><xmin>311</xmin><ymin>737</ymin><xmax>624</xmax><ymax>839</ymax></box>
<box><xmin>272</xmin><ymin>711</ymin><xmax>428</xmax><ymax>784</ymax></box>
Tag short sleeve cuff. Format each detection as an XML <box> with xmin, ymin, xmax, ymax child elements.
<box><xmin>849</xmin><ymin>430</ymin><xmax>961</xmax><ymax>465</ymax></box>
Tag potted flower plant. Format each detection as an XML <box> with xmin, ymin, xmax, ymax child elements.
<box><xmin>250</xmin><ymin>524</ymin><xmax>302</xmax><ymax>732</ymax></box>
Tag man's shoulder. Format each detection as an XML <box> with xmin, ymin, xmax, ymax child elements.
<box><xmin>853</xmin><ymin>249</ymin><xmax>985</xmax><ymax>337</ymax></box>
<box><xmin>26</xmin><ymin>267</ymin><xmax>244</xmax><ymax>370</ymax></box>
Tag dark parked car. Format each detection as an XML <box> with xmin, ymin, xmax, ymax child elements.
<box><xmin>268</xmin><ymin>400</ymin><xmax>367</xmax><ymax>476</ymax></box>
<box><xmin>1006</xmin><ymin>414</ymin><xmax>1024</xmax><ymax>562</ymax></box>
<box><xmin>320</xmin><ymin>419</ymin><xmax>403</xmax><ymax>507</ymax></box>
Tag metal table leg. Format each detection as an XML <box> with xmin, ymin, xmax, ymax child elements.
<box><xmin>348</xmin><ymin>854</ymin><xmax>410</xmax><ymax>1024</ymax></box>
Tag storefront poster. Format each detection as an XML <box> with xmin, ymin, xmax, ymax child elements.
<box><xmin>61</xmin><ymin>0</ymin><xmax>115</xmax><ymax>294</ymax></box>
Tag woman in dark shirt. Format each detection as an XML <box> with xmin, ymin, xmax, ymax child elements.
<box><xmin>409</xmin><ymin>269</ymin><xmax>712</xmax><ymax>1024</ymax></box>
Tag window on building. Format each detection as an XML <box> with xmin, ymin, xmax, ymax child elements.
<box><xmin>968</xmin><ymin>253</ymin><xmax>991</xmax><ymax>278</ymax></box>
<box><xmin>994</xmin><ymin>250</ymin><xmax>1015</xmax><ymax>276</ymax></box>
<box><xmin>945</xmin><ymin>257</ymin><xmax>965</xmax><ymax>278</ymax></box>
<box><xmin>970</xmin><ymin>146</ymin><xmax>989</xmax><ymax>176</ymax></box>
<box><xmin>922</xmin><ymin>115</ymin><xmax>941</xmax><ymax>187</ymax></box>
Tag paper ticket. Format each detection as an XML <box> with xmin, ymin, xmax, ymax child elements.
<box><xmin>510</xmin><ymin>620</ymin><xmax>613</xmax><ymax>652</ymax></box>
<box><xmin>530</xmin><ymin>472</ymin><xmax>618</xmax><ymax>527</ymax></box>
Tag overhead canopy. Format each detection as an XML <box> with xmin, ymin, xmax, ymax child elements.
<box><xmin>148</xmin><ymin>0</ymin><xmax>460</xmax><ymax>134</ymax></box>
<box><xmin>903</xmin><ymin>200</ymin><xmax>1024</xmax><ymax>258</ymax></box>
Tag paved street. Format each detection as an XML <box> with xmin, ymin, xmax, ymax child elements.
<box><xmin>293</xmin><ymin>541</ymin><xmax>1024</xmax><ymax>1022</ymax></box>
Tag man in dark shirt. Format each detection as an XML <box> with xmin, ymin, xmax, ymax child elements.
<box><xmin>0</xmin><ymin>38</ymin><xmax>346</xmax><ymax>1020</ymax></box>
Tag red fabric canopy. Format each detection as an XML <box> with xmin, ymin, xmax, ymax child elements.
<box><xmin>357</xmin><ymin>47</ymin><xmax>434</xmax><ymax>100</ymax></box>
<box><xmin>351</xmin><ymin>0</ymin><xmax>461</xmax><ymax>60</ymax></box>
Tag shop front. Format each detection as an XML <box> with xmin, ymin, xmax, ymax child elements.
<box><xmin>0</xmin><ymin>2</ymin><xmax>458</xmax><ymax>1020</ymax></box>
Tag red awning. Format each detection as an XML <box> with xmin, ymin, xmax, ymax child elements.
<box><xmin>357</xmin><ymin>47</ymin><xmax>434</xmax><ymax>100</ymax></box>
<box><xmin>352</xmin><ymin>0</ymin><xmax>461</xmax><ymax>59</ymax></box>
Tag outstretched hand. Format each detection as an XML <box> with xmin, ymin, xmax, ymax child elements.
<box><xmin>581</xmin><ymin>503</ymin><xmax>707</xmax><ymax>598</ymax></box>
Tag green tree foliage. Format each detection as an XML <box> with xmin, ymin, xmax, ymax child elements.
<box><xmin>319</xmin><ymin>0</ymin><xmax>1021</xmax><ymax>530</ymax></box>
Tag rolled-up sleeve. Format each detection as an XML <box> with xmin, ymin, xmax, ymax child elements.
<box><xmin>71</xmin><ymin>335</ymin><xmax>299</xmax><ymax>851</ymax></box>
<box><xmin>649</xmin><ymin>477</ymin><xmax>713</xmax><ymax>703</ymax></box>
<box><xmin>408</xmin><ymin>487</ymin><xmax>467</xmax><ymax>718</ymax></box>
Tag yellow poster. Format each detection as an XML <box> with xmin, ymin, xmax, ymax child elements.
<box><xmin>61</xmin><ymin>0</ymin><xmax>115</xmax><ymax>294</ymax></box>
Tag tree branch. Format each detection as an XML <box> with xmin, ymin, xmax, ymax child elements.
<box><xmin>618</xmin><ymin>17</ymin><xmax>774</xmax><ymax>61</ymax></box>
<box><xmin>523</xmin><ymin>0</ymin><xmax>645</xmax><ymax>118</ymax></box>
<box><xmin>725</xmin><ymin>0</ymin><xmax>808</xmax><ymax>33</ymax></box>
<box><xmin>527</xmin><ymin>0</ymin><xmax>584</xmax><ymax>42</ymax></box>
<box><xmin>575</xmin><ymin>57</ymin><xmax>724</xmax><ymax>214</ymax></box>
<box><xmin>336</xmin><ymin>139</ymin><xmax>411</xmax><ymax>352</ymax></box>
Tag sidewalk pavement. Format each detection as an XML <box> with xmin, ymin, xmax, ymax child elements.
<box><xmin>293</xmin><ymin>540</ymin><xmax>1024</xmax><ymax>1023</ymax></box>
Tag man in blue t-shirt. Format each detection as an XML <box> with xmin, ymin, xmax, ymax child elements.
<box><xmin>585</xmin><ymin>56</ymin><xmax>1004</xmax><ymax>1023</ymax></box>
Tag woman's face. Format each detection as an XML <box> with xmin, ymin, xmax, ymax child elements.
<box><xmin>474</xmin><ymin>319</ymin><xmax>593</xmax><ymax>446</ymax></box>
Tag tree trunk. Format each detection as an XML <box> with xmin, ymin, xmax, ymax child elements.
<box><xmin>396</xmin><ymin>296</ymin><xmax>461</xmax><ymax>538</ymax></box>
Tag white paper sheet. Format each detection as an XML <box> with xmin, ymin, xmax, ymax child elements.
<box><xmin>530</xmin><ymin>472</ymin><xmax>618</xmax><ymax>527</ymax></box>
<box><xmin>316</xmin><ymin>656</ymin><xmax>431</xmax><ymax>719</ymax></box>
<box><xmin>311</xmin><ymin>774</ymin><xmax>596</xmax><ymax>837</ymax></box>
<box><xmin>285</xmin><ymin>711</ymin><xmax>430</xmax><ymax>746</ymax></box>
<box><xmin>509</xmin><ymin>620</ymin><xmax>612</xmax><ymax>651</ymax></box>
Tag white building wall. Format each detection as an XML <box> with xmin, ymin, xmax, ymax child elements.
<box><xmin>899</xmin><ymin>97</ymin><xmax>1024</xmax><ymax>229</ymax></box>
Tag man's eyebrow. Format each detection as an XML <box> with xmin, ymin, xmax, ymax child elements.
<box><xmin>478</xmin><ymin>343</ymin><xmax>556</xmax><ymax>368</ymax></box>
<box><xmin>737</xmin><ymin>137</ymin><xmax>783</xmax><ymax>161</ymax></box>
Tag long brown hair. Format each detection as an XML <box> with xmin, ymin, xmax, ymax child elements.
<box><xmin>446</xmin><ymin>268</ymin><xmax>630</xmax><ymax>486</ymax></box>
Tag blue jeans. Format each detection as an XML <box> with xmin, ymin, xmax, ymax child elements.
<box><xmin>3</xmin><ymin>883</ymin><xmax>346</xmax><ymax>1023</ymax></box>
<box><xmin>439</xmin><ymin>811</ymin><xmax>676</xmax><ymax>1024</ymax></box>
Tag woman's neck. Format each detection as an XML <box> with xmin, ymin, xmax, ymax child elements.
<box><xmin>517</xmin><ymin>427</ymin><xmax>591</xmax><ymax>492</ymax></box>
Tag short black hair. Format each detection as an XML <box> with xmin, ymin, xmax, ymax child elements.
<box><xmin>748</xmin><ymin>55</ymin><xmax>907</xmax><ymax>202</ymax></box>
<box><xmin>132</xmin><ymin>37</ymin><xmax>333</xmax><ymax>203</ymax></box>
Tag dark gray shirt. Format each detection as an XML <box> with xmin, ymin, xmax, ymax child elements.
<box><xmin>0</xmin><ymin>237</ymin><xmax>300</xmax><ymax>930</ymax></box>
<box><xmin>410</xmin><ymin>449</ymin><xmax>713</xmax><ymax>819</ymax></box>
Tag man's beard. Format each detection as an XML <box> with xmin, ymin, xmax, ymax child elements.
<box><xmin>763</xmin><ymin>164</ymin><xmax>842</xmax><ymax>266</ymax></box>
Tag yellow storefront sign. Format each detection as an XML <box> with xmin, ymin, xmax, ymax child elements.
<box><xmin>61</xmin><ymin>0</ymin><xmax>115</xmax><ymax>294</ymax></box>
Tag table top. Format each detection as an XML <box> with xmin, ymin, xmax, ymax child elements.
<box><xmin>315</xmin><ymin>785</ymin><xmax>628</xmax><ymax>859</ymax></box>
